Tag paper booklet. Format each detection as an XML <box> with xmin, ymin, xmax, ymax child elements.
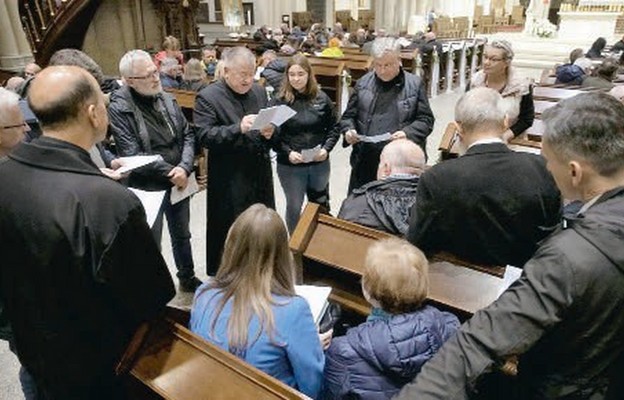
<box><xmin>128</xmin><ymin>188</ymin><xmax>166</xmax><ymax>228</ymax></box>
<box><xmin>170</xmin><ymin>172</ymin><xmax>200</xmax><ymax>205</ymax></box>
<box><xmin>116</xmin><ymin>155</ymin><xmax>162</xmax><ymax>174</ymax></box>
<box><xmin>250</xmin><ymin>105</ymin><xmax>297</xmax><ymax>130</ymax></box>
<box><xmin>300</xmin><ymin>145</ymin><xmax>322</xmax><ymax>163</ymax></box>
<box><xmin>295</xmin><ymin>285</ymin><xmax>332</xmax><ymax>326</ymax></box>
<box><xmin>357</xmin><ymin>132</ymin><xmax>392</xmax><ymax>144</ymax></box>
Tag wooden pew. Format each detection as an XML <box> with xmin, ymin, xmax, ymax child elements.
<box><xmin>121</xmin><ymin>307</ymin><xmax>309</xmax><ymax>400</ymax></box>
<box><xmin>533</xmin><ymin>86</ymin><xmax>584</xmax><ymax>101</ymax></box>
<box><xmin>534</xmin><ymin>99</ymin><xmax>557</xmax><ymax>116</ymax></box>
<box><xmin>308</xmin><ymin>58</ymin><xmax>345</xmax><ymax>111</ymax></box>
<box><xmin>290</xmin><ymin>203</ymin><xmax>514</xmax><ymax>321</ymax></box>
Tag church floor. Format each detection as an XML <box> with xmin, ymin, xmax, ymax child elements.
<box><xmin>2</xmin><ymin>82</ymin><xmax>544</xmax><ymax>398</ymax></box>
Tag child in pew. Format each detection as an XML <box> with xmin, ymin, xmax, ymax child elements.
<box><xmin>320</xmin><ymin>238</ymin><xmax>460</xmax><ymax>400</ymax></box>
<box><xmin>190</xmin><ymin>203</ymin><xmax>325</xmax><ymax>398</ymax></box>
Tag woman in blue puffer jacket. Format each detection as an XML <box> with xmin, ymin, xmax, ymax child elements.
<box><xmin>321</xmin><ymin>238</ymin><xmax>460</xmax><ymax>400</ymax></box>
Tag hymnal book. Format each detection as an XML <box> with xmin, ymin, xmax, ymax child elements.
<box><xmin>250</xmin><ymin>105</ymin><xmax>296</xmax><ymax>130</ymax></box>
<box><xmin>295</xmin><ymin>285</ymin><xmax>331</xmax><ymax>326</ymax></box>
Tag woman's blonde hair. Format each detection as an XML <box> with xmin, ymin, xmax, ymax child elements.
<box><xmin>162</xmin><ymin>35</ymin><xmax>181</xmax><ymax>51</ymax></box>
<box><xmin>362</xmin><ymin>238</ymin><xmax>429</xmax><ymax>314</ymax></box>
<box><xmin>199</xmin><ymin>204</ymin><xmax>296</xmax><ymax>353</ymax></box>
<box><xmin>277</xmin><ymin>54</ymin><xmax>319</xmax><ymax>104</ymax></box>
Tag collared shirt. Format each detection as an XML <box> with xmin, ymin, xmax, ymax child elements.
<box><xmin>467</xmin><ymin>137</ymin><xmax>505</xmax><ymax>150</ymax></box>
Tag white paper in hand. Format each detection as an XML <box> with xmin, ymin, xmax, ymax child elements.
<box><xmin>128</xmin><ymin>188</ymin><xmax>166</xmax><ymax>228</ymax></box>
<box><xmin>357</xmin><ymin>132</ymin><xmax>392</xmax><ymax>144</ymax></box>
<box><xmin>116</xmin><ymin>155</ymin><xmax>162</xmax><ymax>174</ymax></box>
<box><xmin>170</xmin><ymin>172</ymin><xmax>200</xmax><ymax>205</ymax></box>
<box><xmin>301</xmin><ymin>145</ymin><xmax>321</xmax><ymax>163</ymax></box>
<box><xmin>250</xmin><ymin>105</ymin><xmax>296</xmax><ymax>130</ymax></box>
<box><xmin>295</xmin><ymin>285</ymin><xmax>332</xmax><ymax>325</ymax></box>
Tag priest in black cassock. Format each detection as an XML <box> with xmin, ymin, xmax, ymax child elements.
<box><xmin>194</xmin><ymin>46</ymin><xmax>276</xmax><ymax>275</ymax></box>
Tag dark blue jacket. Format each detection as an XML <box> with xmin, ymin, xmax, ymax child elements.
<box><xmin>555</xmin><ymin>64</ymin><xmax>585</xmax><ymax>85</ymax></box>
<box><xmin>321</xmin><ymin>305</ymin><xmax>459</xmax><ymax>400</ymax></box>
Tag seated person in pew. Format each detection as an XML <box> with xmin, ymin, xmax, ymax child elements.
<box><xmin>259</xmin><ymin>50</ymin><xmax>287</xmax><ymax>91</ymax></box>
<box><xmin>555</xmin><ymin>52</ymin><xmax>591</xmax><ymax>85</ymax></box>
<box><xmin>190</xmin><ymin>204</ymin><xmax>325</xmax><ymax>398</ymax></box>
<box><xmin>338</xmin><ymin>139</ymin><xmax>424</xmax><ymax>236</ymax></box>
<box><xmin>159</xmin><ymin>57</ymin><xmax>183</xmax><ymax>90</ymax></box>
<box><xmin>396</xmin><ymin>92</ymin><xmax>624</xmax><ymax>400</ymax></box>
<box><xmin>581</xmin><ymin>57</ymin><xmax>619</xmax><ymax>90</ymax></box>
<box><xmin>468</xmin><ymin>40</ymin><xmax>534</xmax><ymax>142</ymax></box>
<box><xmin>321</xmin><ymin>238</ymin><xmax>459</xmax><ymax>400</ymax></box>
<box><xmin>407</xmin><ymin>88</ymin><xmax>562</xmax><ymax>268</ymax></box>
<box><xmin>180</xmin><ymin>58</ymin><xmax>208</xmax><ymax>92</ymax></box>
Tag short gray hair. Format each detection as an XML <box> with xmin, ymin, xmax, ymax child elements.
<box><xmin>222</xmin><ymin>46</ymin><xmax>256</xmax><ymax>70</ymax></box>
<box><xmin>160</xmin><ymin>57</ymin><xmax>179</xmax><ymax>73</ymax></box>
<box><xmin>0</xmin><ymin>87</ymin><xmax>20</xmax><ymax>125</ymax></box>
<box><xmin>119</xmin><ymin>49</ymin><xmax>152</xmax><ymax>78</ymax></box>
<box><xmin>542</xmin><ymin>92</ymin><xmax>624</xmax><ymax>177</ymax></box>
<box><xmin>371</xmin><ymin>37</ymin><xmax>401</xmax><ymax>59</ymax></box>
<box><xmin>455</xmin><ymin>87</ymin><xmax>507</xmax><ymax>134</ymax></box>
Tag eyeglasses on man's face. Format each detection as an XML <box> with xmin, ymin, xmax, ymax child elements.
<box><xmin>1</xmin><ymin>121</ymin><xmax>28</xmax><ymax>130</ymax></box>
<box><xmin>128</xmin><ymin>69</ymin><xmax>159</xmax><ymax>80</ymax></box>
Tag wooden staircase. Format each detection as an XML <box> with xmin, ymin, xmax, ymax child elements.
<box><xmin>19</xmin><ymin>0</ymin><xmax>103</xmax><ymax>66</ymax></box>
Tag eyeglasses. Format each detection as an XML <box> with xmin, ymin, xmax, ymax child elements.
<box><xmin>483</xmin><ymin>55</ymin><xmax>506</xmax><ymax>63</ymax></box>
<box><xmin>128</xmin><ymin>70</ymin><xmax>159</xmax><ymax>80</ymax></box>
<box><xmin>1</xmin><ymin>121</ymin><xmax>28</xmax><ymax>130</ymax></box>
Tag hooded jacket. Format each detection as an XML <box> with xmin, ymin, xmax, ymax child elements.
<box><xmin>321</xmin><ymin>306</ymin><xmax>459</xmax><ymax>399</ymax></box>
<box><xmin>396</xmin><ymin>187</ymin><xmax>624</xmax><ymax>400</ymax></box>
<box><xmin>555</xmin><ymin>63</ymin><xmax>585</xmax><ymax>85</ymax></box>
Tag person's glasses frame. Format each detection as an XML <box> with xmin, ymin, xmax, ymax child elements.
<box><xmin>1</xmin><ymin>121</ymin><xmax>28</xmax><ymax>130</ymax></box>
<box><xmin>127</xmin><ymin>70</ymin><xmax>159</xmax><ymax>80</ymax></box>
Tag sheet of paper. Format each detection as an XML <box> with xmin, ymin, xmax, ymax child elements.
<box><xmin>250</xmin><ymin>105</ymin><xmax>297</xmax><ymax>130</ymax></box>
<box><xmin>170</xmin><ymin>172</ymin><xmax>200</xmax><ymax>205</ymax></box>
<box><xmin>295</xmin><ymin>285</ymin><xmax>332</xmax><ymax>325</ymax></box>
<box><xmin>116</xmin><ymin>155</ymin><xmax>162</xmax><ymax>174</ymax></box>
<box><xmin>301</xmin><ymin>145</ymin><xmax>322</xmax><ymax>163</ymax></box>
<box><xmin>357</xmin><ymin>132</ymin><xmax>392</xmax><ymax>144</ymax></box>
<box><xmin>497</xmin><ymin>265</ymin><xmax>523</xmax><ymax>298</ymax></box>
<box><xmin>128</xmin><ymin>188</ymin><xmax>165</xmax><ymax>228</ymax></box>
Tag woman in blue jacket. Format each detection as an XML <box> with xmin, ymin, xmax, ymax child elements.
<box><xmin>190</xmin><ymin>204</ymin><xmax>324</xmax><ymax>398</ymax></box>
<box><xmin>321</xmin><ymin>238</ymin><xmax>460</xmax><ymax>399</ymax></box>
<box><xmin>272</xmin><ymin>54</ymin><xmax>339</xmax><ymax>233</ymax></box>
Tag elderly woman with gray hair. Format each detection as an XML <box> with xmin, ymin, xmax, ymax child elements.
<box><xmin>467</xmin><ymin>39</ymin><xmax>534</xmax><ymax>142</ymax></box>
<box><xmin>339</xmin><ymin>37</ymin><xmax>434</xmax><ymax>193</ymax></box>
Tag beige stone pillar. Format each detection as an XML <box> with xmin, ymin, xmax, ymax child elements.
<box><xmin>0</xmin><ymin>0</ymin><xmax>34</xmax><ymax>72</ymax></box>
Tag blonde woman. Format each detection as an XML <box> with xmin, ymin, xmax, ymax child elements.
<box><xmin>190</xmin><ymin>204</ymin><xmax>324</xmax><ymax>398</ymax></box>
<box><xmin>181</xmin><ymin>58</ymin><xmax>208</xmax><ymax>92</ymax></box>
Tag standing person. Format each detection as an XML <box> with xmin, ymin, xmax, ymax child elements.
<box><xmin>193</xmin><ymin>46</ymin><xmax>276</xmax><ymax>275</ymax></box>
<box><xmin>272</xmin><ymin>54</ymin><xmax>339</xmax><ymax>232</ymax></box>
<box><xmin>108</xmin><ymin>49</ymin><xmax>201</xmax><ymax>292</ymax></box>
<box><xmin>397</xmin><ymin>92</ymin><xmax>624</xmax><ymax>400</ymax></box>
<box><xmin>340</xmin><ymin>37</ymin><xmax>434</xmax><ymax>193</ymax></box>
<box><xmin>0</xmin><ymin>66</ymin><xmax>175</xmax><ymax>400</ymax></box>
<box><xmin>190</xmin><ymin>204</ymin><xmax>325</xmax><ymax>398</ymax></box>
<box><xmin>467</xmin><ymin>39</ymin><xmax>534</xmax><ymax>143</ymax></box>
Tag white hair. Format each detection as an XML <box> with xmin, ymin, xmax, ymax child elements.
<box><xmin>160</xmin><ymin>57</ymin><xmax>179</xmax><ymax>73</ymax></box>
<box><xmin>0</xmin><ymin>87</ymin><xmax>20</xmax><ymax>125</ymax></box>
<box><xmin>118</xmin><ymin>49</ymin><xmax>153</xmax><ymax>78</ymax></box>
<box><xmin>222</xmin><ymin>46</ymin><xmax>256</xmax><ymax>70</ymax></box>
<box><xmin>455</xmin><ymin>87</ymin><xmax>507</xmax><ymax>134</ymax></box>
<box><xmin>371</xmin><ymin>37</ymin><xmax>401</xmax><ymax>59</ymax></box>
<box><xmin>573</xmin><ymin>57</ymin><xmax>593</xmax><ymax>72</ymax></box>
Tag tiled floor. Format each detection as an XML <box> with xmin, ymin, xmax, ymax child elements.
<box><xmin>1</xmin><ymin>78</ymin><xmax>540</xmax><ymax>398</ymax></box>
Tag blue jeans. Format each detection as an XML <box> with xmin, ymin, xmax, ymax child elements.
<box><xmin>277</xmin><ymin>160</ymin><xmax>330</xmax><ymax>233</ymax></box>
<box><xmin>151</xmin><ymin>193</ymin><xmax>196</xmax><ymax>280</ymax></box>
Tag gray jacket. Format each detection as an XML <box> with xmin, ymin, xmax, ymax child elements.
<box><xmin>396</xmin><ymin>187</ymin><xmax>624</xmax><ymax>400</ymax></box>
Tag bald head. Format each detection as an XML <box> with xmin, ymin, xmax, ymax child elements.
<box><xmin>28</xmin><ymin>66</ymin><xmax>107</xmax><ymax>148</ymax></box>
<box><xmin>377</xmin><ymin>139</ymin><xmax>425</xmax><ymax>179</ymax></box>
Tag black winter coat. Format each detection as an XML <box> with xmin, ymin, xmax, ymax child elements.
<box><xmin>0</xmin><ymin>137</ymin><xmax>175</xmax><ymax>399</ymax></box>
<box><xmin>108</xmin><ymin>86</ymin><xmax>196</xmax><ymax>190</ymax></box>
<box><xmin>271</xmin><ymin>90</ymin><xmax>339</xmax><ymax>165</ymax></box>
<box><xmin>397</xmin><ymin>187</ymin><xmax>624</xmax><ymax>400</ymax></box>
<box><xmin>193</xmin><ymin>80</ymin><xmax>275</xmax><ymax>275</ymax></box>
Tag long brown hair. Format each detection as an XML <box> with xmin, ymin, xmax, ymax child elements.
<box><xmin>278</xmin><ymin>54</ymin><xmax>319</xmax><ymax>104</ymax></box>
<box><xmin>197</xmin><ymin>204</ymin><xmax>296</xmax><ymax>353</ymax></box>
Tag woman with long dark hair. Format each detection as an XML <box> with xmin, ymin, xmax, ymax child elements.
<box><xmin>272</xmin><ymin>54</ymin><xmax>339</xmax><ymax>232</ymax></box>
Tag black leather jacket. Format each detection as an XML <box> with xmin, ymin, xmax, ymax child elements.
<box><xmin>108</xmin><ymin>86</ymin><xmax>195</xmax><ymax>190</ymax></box>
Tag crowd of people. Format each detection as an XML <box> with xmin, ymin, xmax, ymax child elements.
<box><xmin>1</xmin><ymin>21</ymin><xmax>624</xmax><ymax>400</ymax></box>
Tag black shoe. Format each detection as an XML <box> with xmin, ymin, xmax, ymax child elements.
<box><xmin>179</xmin><ymin>276</ymin><xmax>203</xmax><ymax>293</ymax></box>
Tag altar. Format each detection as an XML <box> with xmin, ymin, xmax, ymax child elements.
<box><xmin>558</xmin><ymin>11</ymin><xmax>622</xmax><ymax>40</ymax></box>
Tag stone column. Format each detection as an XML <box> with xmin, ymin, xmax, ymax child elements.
<box><xmin>0</xmin><ymin>0</ymin><xmax>34</xmax><ymax>72</ymax></box>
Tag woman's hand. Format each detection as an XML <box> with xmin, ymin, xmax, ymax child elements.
<box><xmin>289</xmin><ymin>151</ymin><xmax>304</xmax><ymax>164</ymax></box>
<box><xmin>319</xmin><ymin>328</ymin><xmax>333</xmax><ymax>350</ymax></box>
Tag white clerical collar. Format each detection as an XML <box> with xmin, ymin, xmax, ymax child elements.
<box><xmin>577</xmin><ymin>194</ymin><xmax>602</xmax><ymax>215</ymax></box>
<box><xmin>467</xmin><ymin>137</ymin><xmax>505</xmax><ymax>150</ymax></box>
